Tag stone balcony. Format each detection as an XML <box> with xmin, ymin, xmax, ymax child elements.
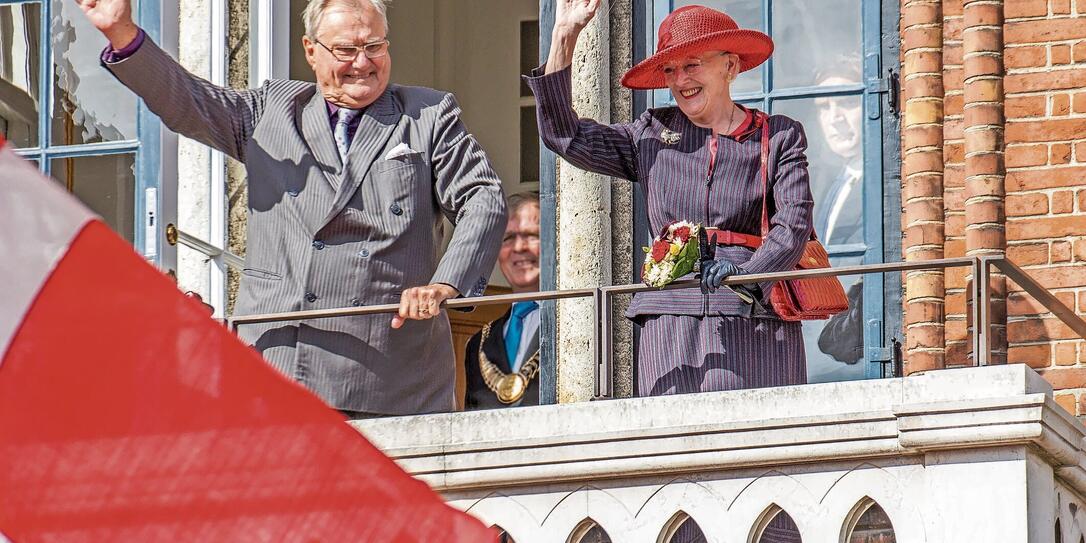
<box><xmin>354</xmin><ymin>364</ymin><xmax>1086</xmax><ymax>542</ymax></box>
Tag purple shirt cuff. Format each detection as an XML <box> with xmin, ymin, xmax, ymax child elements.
<box><xmin>100</xmin><ymin>29</ymin><xmax>147</xmax><ymax>64</ymax></box>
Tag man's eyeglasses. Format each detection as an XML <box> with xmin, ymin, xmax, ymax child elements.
<box><xmin>502</xmin><ymin>232</ymin><xmax>540</xmax><ymax>246</ymax></box>
<box><xmin>313</xmin><ymin>38</ymin><xmax>390</xmax><ymax>62</ymax></box>
<box><xmin>660</xmin><ymin>52</ymin><xmax>728</xmax><ymax>78</ymax></box>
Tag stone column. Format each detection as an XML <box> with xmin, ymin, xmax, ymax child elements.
<box><xmin>224</xmin><ymin>0</ymin><xmax>249</xmax><ymax>315</ymax></box>
<box><xmin>901</xmin><ymin>0</ymin><xmax>946</xmax><ymax>374</ymax></box>
<box><xmin>962</xmin><ymin>0</ymin><xmax>1007</xmax><ymax>364</ymax></box>
<box><xmin>555</xmin><ymin>1</ymin><xmax>612</xmax><ymax>403</ymax></box>
<box><xmin>608</xmin><ymin>0</ymin><xmax>634</xmax><ymax>399</ymax></box>
<box><xmin>176</xmin><ymin>0</ymin><xmax>214</xmax><ymax>299</ymax></box>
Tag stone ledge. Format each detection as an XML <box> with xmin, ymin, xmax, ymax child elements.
<box><xmin>353</xmin><ymin>365</ymin><xmax>1077</xmax><ymax>492</ymax></box>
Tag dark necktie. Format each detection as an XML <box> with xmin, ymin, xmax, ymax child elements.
<box><xmin>334</xmin><ymin>108</ymin><xmax>361</xmax><ymax>165</ymax></box>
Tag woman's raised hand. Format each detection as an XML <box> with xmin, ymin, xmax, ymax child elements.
<box><xmin>555</xmin><ymin>0</ymin><xmax>601</xmax><ymax>33</ymax></box>
<box><xmin>546</xmin><ymin>0</ymin><xmax>602</xmax><ymax>73</ymax></box>
<box><xmin>74</xmin><ymin>0</ymin><xmax>139</xmax><ymax>49</ymax></box>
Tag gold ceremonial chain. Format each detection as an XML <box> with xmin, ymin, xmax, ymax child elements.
<box><xmin>479</xmin><ymin>323</ymin><xmax>540</xmax><ymax>404</ymax></box>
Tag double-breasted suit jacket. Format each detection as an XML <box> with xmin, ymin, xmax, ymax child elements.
<box><xmin>463</xmin><ymin>310</ymin><xmax>540</xmax><ymax>410</ymax></box>
<box><xmin>105</xmin><ymin>39</ymin><xmax>507</xmax><ymax>415</ymax></box>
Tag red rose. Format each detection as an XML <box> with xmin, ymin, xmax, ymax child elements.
<box><xmin>673</xmin><ymin>226</ymin><xmax>691</xmax><ymax>243</ymax></box>
<box><xmin>651</xmin><ymin>240</ymin><xmax>670</xmax><ymax>262</ymax></box>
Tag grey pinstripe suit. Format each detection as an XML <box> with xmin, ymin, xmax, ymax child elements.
<box><xmin>105</xmin><ymin>39</ymin><xmax>507</xmax><ymax>415</ymax></box>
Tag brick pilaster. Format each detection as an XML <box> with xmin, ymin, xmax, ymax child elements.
<box><xmin>962</xmin><ymin>0</ymin><xmax>1009</xmax><ymax>364</ymax></box>
<box><xmin>901</xmin><ymin>0</ymin><xmax>947</xmax><ymax>374</ymax></box>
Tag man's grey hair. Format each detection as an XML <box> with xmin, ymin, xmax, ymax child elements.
<box><xmin>507</xmin><ymin>191</ymin><xmax>540</xmax><ymax>216</ymax></box>
<box><xmin>303</xmin><ymin>0</ymin><xmax>388</xmax><ymax>39</ymax></box>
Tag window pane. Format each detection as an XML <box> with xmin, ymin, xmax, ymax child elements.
<box><xmin>16</xmin><ymin>153</ymin><xmax>39</xmax><ymax>169</ymax></box>
<box><xmin>520</xmin><ymin>20</ymin><xmax>539</xmax><ymax>97</ymax></box>
<box><xmin>51</xmin><ymin>0</ymin><xmax>138</xmax><ymax>146</ymax></box>
<box><xmin>773</xmin><ymin>95</ymin><xmax>864</xmax><ymax>247</ymax></box>
<box><xmin>674</xmin><ymin>0</ymin><xmax>761</xmax><ymax>95</ymax></box>
<box><xmin>0</xmin><ymin>2</ymin><xmax>41</xmax><ymax>148</ymax></box>
<box><xmin>51</xmin><ymin>153</ymin><xmax>136</xmax><ymax>242</ymax></box>
<box><xmin>520</xmin><ymin>105</ymin><xmax>539</xmax><ymax>183</ymax></box>
<box><xmin>802</xmin><ymin>255</ymin><xmax>865</xmax><ymax>383</ymax></box>
<box><xmin>772</xmin><ymin>0</ymin><xmax>862</xmax><ymax>89</ymax></box>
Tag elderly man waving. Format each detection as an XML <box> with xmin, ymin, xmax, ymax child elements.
<box><xmin>79</xmin><ymin>0</ymin><xmax>507</xmax><ymax>418</ymax></box>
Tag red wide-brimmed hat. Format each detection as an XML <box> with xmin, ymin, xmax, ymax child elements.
<box><xmin>621</xmin><ymin>5</ymin><xmax>774</xmax><ymax>90</ymax></box>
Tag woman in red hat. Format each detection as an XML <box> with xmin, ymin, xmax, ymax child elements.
<box><xmin>525</xmin><ymin>1</ymin><xmax>815</xmax><ymax>396</ymax></box>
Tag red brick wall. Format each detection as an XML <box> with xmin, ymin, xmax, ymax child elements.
<box><xmin>1004</xmin><ymin>0</ymin><xmax>1086</xmax><ymax>414</ymax></box>
<box><xmin>901</xmin><ymin>0</ymin><xmax>1086</xmax><ymax>415</ymax></box>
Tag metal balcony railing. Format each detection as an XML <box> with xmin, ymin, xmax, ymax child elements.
<box><xmin>224</xmin><ymin>256</ymin><xmax>1086</xmax><ymax>399</ymax></box>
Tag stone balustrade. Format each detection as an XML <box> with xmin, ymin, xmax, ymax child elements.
<box><xmin>354</xmin><ymin>365</ymin><xmax>1086</xmax><ymax>542</ymax></box>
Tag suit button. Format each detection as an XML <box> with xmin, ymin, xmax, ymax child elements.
<box><xmin>350</xmin><ymin>297</ymin><xmax>362</xmax><ymax>307</ymax></box>
<box><xmin>305</xmin><ymin>292</ymin><xmax>317</xmax><ymax>303</ymax></box>
<box><xmin>287</xmin><ymin>189</ymin><xmax>299</xmax><ymax>197</ymax></box>
<box><xmin>312</xmin><ymin>240</ymin><xmax>325</xmax><ymax>250</ymax></box>
<box><xmin>359</xmin><ymin>248</ymin><xmax>370</xmax><ymax>258</ymax></box>
<box><xmin>390</xmin><ymin>203</ymin><xmax>403</xmax><ymax>216</ymax></box>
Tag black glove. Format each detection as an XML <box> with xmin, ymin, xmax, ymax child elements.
<box><xmin>699</xmin><ymin>230</ymin><xmax>717</xmax><ymax>295</ymax></box>
<box><xmin>700</xmin><ymin>258</ymin><xmax>741</xmax><ymax>293</ymax></box>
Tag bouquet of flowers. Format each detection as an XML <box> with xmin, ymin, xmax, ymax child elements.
<box><xmin>641</xmin><ymin>221</ymin><xmax>701</xmax><ymax>288</ymax></box>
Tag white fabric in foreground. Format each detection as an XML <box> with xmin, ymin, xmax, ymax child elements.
<box><xmin>0</xmin><ymin>145</ymin><xmax>95</xmax><ymax>360</ymax></box>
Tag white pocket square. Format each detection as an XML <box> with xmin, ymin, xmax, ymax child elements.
<box><xmin>384</xmin><ymin>142</ymin><xmax>416</xmax><ymax>160</ymax></box>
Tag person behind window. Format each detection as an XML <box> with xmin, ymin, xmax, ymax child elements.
<box><xmin>815</xmin><ymin>58</ymin><xmax>866</xmax><ymax>365</ymax></box>
<box><xmin>527</xmin><ymin>2</ymin><xmax>814</xmax><ymax>395</ymax></box>
<box><xmin>77</xmin><ymin>0</ymin><xmax>507</xmax><ymax>418</ymax></box>
<box><xmin>813</xmin><ymin>59</ymin><xmax>864</xmax><ymax>246</ymax></box>
<box><xmin>464</xmin><ymin>192</ymin><xmax>541</xmax><ymax>409</ymax></box>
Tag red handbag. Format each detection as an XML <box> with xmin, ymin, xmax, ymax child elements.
<box><xmin>755</xmin><ymin>113</ymin><xmax>849</xmax><ymax>321</ymax></box>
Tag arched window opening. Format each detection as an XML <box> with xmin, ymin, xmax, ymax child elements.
<box><xmin>845</xmin><ymin>500</ymin><xmax>896</xmax><ymax>543</ymax></box>
<box><xmin>659</xmin><ymin>511</ymin><xmax>708</xmax><ymax>543</ymax></box>
<box><xmin>1055</xmin><ymin>519</ymin><xmax>1062</xmax><ymax>543</ymax></box>
<box><xmin>752</xmin><ymin>505</ymin><xmax>803</xmax><ymax>543</ymax></box>
<box><xmin>492</xmin><ymin>525</ymin><xmax>516</xmax><ymax>543</ymax></box>
<box><xmin>568</xmin><ymin>518</ymin><xmax>612</xmax><ymax>543</ymax></box>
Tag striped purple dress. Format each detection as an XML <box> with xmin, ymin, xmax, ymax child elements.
<box><xmin>526</xmin><ymin>67</ymin><xmax>814</xmax><ymax>396</ymax></box>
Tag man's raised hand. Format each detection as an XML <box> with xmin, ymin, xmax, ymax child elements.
<box><xmin>74</xmin><ymin>0</ymin><xmax>139</xmax><ymax>49</ymax></box>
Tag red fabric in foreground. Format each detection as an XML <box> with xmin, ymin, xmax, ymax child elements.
<box><xmin>0</xmin><ymin>221</ymin><xmax>494</xmax><ymax>542</ymax></box>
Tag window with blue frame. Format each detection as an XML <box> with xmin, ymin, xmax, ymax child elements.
<box><xmin>1</xmin><ymin>0</ymin><xmax>158</xmax><ymax>255</ymax></box>
<box><xmin>644</xmin><ymin>0</ymin><xmax>901</xmax><ymax>382</ymax></box>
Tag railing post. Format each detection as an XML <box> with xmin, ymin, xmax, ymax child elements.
<box><xmin>592</xmin><ymin>288</ymin><xmax>602</xmax><ymax>399</ymax></box>
<box><xmin>972</xmin><ymin>257</ymin><xmax>992</xmax><ymax>367</ymax></box>
<box><xmin>597</xmin><ymin>289</ymin><xmax>613</xmax><ymax>400</ymax></box>
<box><xmin>977</xmin><ymin>256</ymin><xmax>986</xmax><ymax>367</ymax></box>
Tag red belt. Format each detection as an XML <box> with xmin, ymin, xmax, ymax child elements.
<box><xmin>704</xmin><ymin>228</ymin><xmax>762</xmax><ymax>249</ymax></box>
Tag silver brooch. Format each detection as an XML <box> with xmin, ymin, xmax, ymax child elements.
<box><xmin>660</xmin><ymin>129</ymin><xmax>681</xmax><ymax>145</ymax></box>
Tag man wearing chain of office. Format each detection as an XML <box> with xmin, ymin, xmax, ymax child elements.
<box><xmin>464</xmin><ymin>192</ymin><xmax>541</xmax><ymax>409</ymax></box>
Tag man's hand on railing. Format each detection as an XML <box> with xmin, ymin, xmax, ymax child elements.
<box><xmin>391</xmin><ymin>283</ymin><xmax>460</xmax><ymax>329</ymax></box>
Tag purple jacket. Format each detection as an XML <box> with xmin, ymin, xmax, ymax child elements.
<box><xmin>525</xmin><ymin>66</ymin><xmax>814</xmax><ymax>318</ymax></box>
